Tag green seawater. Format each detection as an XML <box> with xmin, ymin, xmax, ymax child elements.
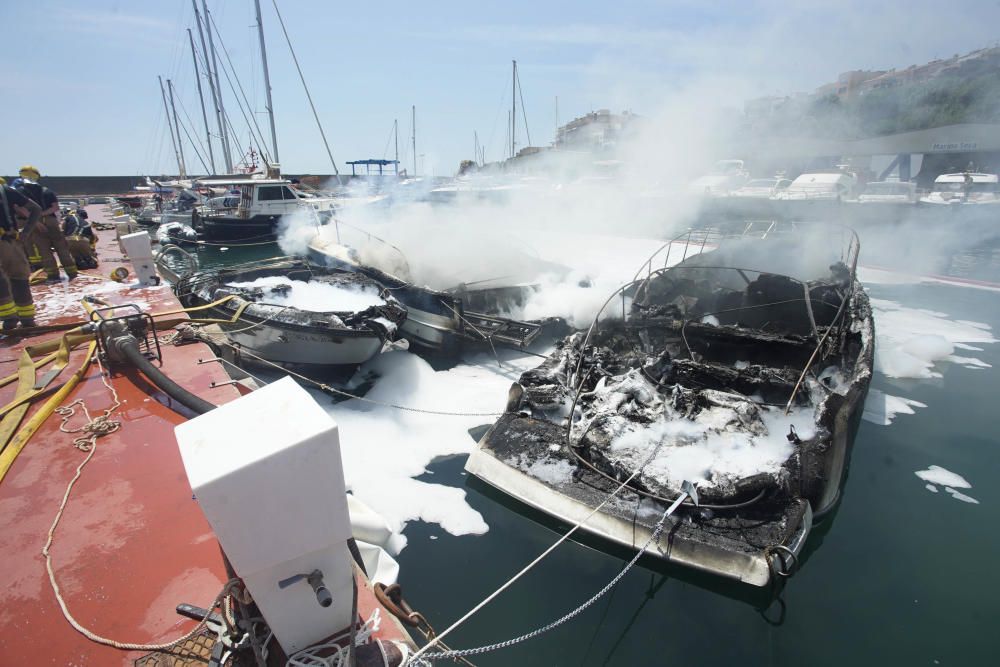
<box><xmin>198</xmin><ymin>232</ymin><xmax>1000</xmax><ymax>666</ymax></box>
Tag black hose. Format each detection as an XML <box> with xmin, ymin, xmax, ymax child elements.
<box><xmin>115</xmin><ymin>336</ymin><xmax>216</xmax><ymax>414</ymax></box>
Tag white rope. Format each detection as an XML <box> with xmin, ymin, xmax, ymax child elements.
<box><xmin>406</xmin><ymin>442</ymin><xmax>669</xmax><ymax>664</ymax></box>
<box><xmin>43</xmin><ymin>354</ymin><xmax>240</xmax><ymax>652</ymax></box>
<box><xmin>412</xmin><ymin>497</ymin><xmax>681</xmax><ymax>663</ymax></box>
<box><xmin>285</xmin><ymin>608</ymin><xmax>383</xmax><ymax>667</ymax></box>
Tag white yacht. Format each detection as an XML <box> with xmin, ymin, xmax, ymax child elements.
<box><xmin>920</xmin><ymin>172</ymin><xmax>1000</xmax><ymax>206</ymax></box>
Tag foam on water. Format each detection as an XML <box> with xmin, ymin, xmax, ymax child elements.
<box><xmin>862</xmin><ymin>389</ymin><xmax>927</xmax><ymax>425</ymax></box>
<box><xmin>862</xmin><ymin>296</ymin><xmax>996</xmax><ymax>427</ymax></box>
<box><xmin>915</xmin><ymin>464</ymin><xmax>971</xmax><ymax>488</ymax></box>
<box><xmin>870</xmin><ymin>298</ymin><xmax>995</xmax><ymax>379</ymax></box>
<box><xmin>314</xmin><ymin>349</ymin><xmax>542</xmax><ymax>552</ymax></box>
<box><xmin>227</xmin><ymin>276</ymin><xmax>385</xmax><ymax>312</ymax></box>
<box><xmin>915</xmin><ymin>465</ymin><xmax>980</xmax><ymax>505</ymax></box>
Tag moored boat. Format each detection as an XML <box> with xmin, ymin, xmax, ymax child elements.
<box><xmin>192</xmin><ymin>176</ymin><xmax>337</xmax><ymax>243</ymax></box>
<box><xmin>465</xmin><ymin>223</ymin><xmax>874</xmax><ymax>586</ymax></box>
<box><xmin>308</xmin><ymin>224</ymin><xmax>565</xmax><ymax>354</ymax></box>
<box><xmin>176</xmin><ymin>258</ymin><xmax>408</xmax><ymax>369</ymax></box>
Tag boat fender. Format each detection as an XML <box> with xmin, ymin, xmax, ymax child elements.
<box><xmin>764</xmin><ymin>544</ymin><xmax>798</xmax><ymax>579</ymax></box>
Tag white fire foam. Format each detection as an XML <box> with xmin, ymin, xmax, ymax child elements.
<box><xmin>227</xmin><ymin>276</ymin><xmax>385</xmax><ymax>312</ymax></box>
<box><xmin>314</xmin><ymin>349</ymin><xmax>542</xmax><ymax>552</ymax></box>
<box><xmin>915</xmin><ymin>465</ymin><xmax>980</xmax><ymax>505</ymax></box>
<box><xmin>871</xmin><ymin>298</ymin><xmax>995</xmax><ymax>379</ymax></box>
<box><xmin>862</xmin><ymin>389</ymin><xmax>927</xmax><ymax>425</ymax></box>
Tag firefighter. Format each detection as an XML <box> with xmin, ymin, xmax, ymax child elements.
<box><xmin>0</xmin><ymin>180</ymin><xmax>40</xmax><ymax>329</ymax></box>
<box><xmin>14</xmin><ymin>165</ymin><xmax>77</xmax><ymax>281</ymax></box>
<box><xmin>62</xmin><ymin>208</ymin><xmax>99</xmax><ymax>270</ymax></box>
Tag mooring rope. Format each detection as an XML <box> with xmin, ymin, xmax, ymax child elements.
<box><xmin>405</xmin><ymin>441</ymin><xmax>673</xmax><ymax>664</ymax></box>
<box><xmin>196</xmin><ymin>334</ymin><xmax>506</xmax><ymax>418</ymax></box>
<box><xmin>43</xmin><ymin>354</ymin><xmax>242</xmax><ymax>652</ymax></box>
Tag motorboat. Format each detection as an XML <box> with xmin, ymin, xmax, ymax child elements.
<box><xmin>465</xmin><ymin>224</ymin><xmax>874</xmax><ymax>587</ymax></box>
<box><xmin>176</xmin><ymin>258</ymin><xmax>407</xmax><ymax>369</ymax></box>
<box><xmin>920</xmin><ymin>172</ymin><xmax>1000</xmax><ymax>206</ymax></box>
<box><xmin>773</xmin><ymin>171</ymin><xmax>855</xmax><ymax>203</ymax></box>
<box><xmin>307</xmin><ymin>222</ymin><xmax>565</xmax><ymax>353</ymax></box>
<box><xmin>843</xmin><ymin>180</ymin><xmax>919</xmax><ymax>224</ymax></box>
<box><xmin>688</xmin><ymin>159</ymin><xmax>750</xmax><ymax>198</ymax></box>
<box><xmin>191</xmin><ymin>176</ymin><xmax>337</xmax><ymax>243</ymax></box>
<box><xmin>731</xmin><ymin>177</ymin><xmax>793</xmax><ymax>199</ymax></box>
<box><xmin>724</xmin><ymin>177</ymin><xmax>792</xmax><ymax>217</ymax></box>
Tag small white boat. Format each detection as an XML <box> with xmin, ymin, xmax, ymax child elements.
<box><xmin>920</xmin><ymin>172</ymin><xmax>1000</xmax><ymax>206</ymax></box>
<box><xmin>177</xmin><ymin>258</ymin><xmax>407</xmax><ymax>369</ymax></box>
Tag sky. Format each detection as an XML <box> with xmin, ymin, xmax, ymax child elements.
<box><xmin>2</xmin><ymin>0</ymin><xmax>998</xmax><ymax>176</ymax></box>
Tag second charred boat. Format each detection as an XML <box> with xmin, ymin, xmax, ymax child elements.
<box><xmin>177</xmin><ymin>258</ymin><xmax>407</xmax><ymax>369</ymax></box>
<box><xmin>466</xmin><ymin>225</ymin><xmax>874</xmax><ymax>586</ymax></box>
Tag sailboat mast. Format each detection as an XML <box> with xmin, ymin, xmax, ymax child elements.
<box><xmin>166</xmin><ymin>79</ymin><xmax>188</xmax><ymax>178</ymax></box>
<box><xmin>254</xmin><ymin>0</ymin><xmax>279</xmax><ymax>167</ymax></box>
<box><xmin>270</xmin><ymin>0</ymin><xmax>340</xmax><ymax>182</ymax></box>
<box><xmin>159</xmin><ymin>76</ymin><xmax>183</xmax><ymax>177</ymax></box>
<box><xmin>412</xmin><ymin>105</ymin><xmax>417</xmax><ymax>177</ymax></box>
<box><xmin>188</xmin><ymin>28</ymin><xmax>215</xmax><ymax>174</ymax></box>
<box><xmin>192</xmin><ymin>1</ymin><xmax>228</xmax><ymax>173</ymax></box>
<box><xmin>394</xmin><ymin>119</ymin><xmax>399</xmax><ymax>176</ymax></box>
<box><xmin>511</xmin><ymin>59</ymin><xmax>517</xmax><ymax>159</ymax></box>
<box><xmin>202</xmin><ymin>0</ymin><xmax>233</xmax><ymax>172</ymax></box>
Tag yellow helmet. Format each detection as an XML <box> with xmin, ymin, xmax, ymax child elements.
<box><xmin>0</xmin><ymin>176</ymin><xmax>6</xmax><ymax>185</ymax></box>
<box><xmin>19</xmin><ymin>165</ymin><xmax>41</xmax><ymax>180</ymax></box>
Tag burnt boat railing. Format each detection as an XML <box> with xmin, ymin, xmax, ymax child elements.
<box><xmin>171</xmin><ymin>256</ymin><xmax>304</xmax><ymax>300</ymax></box>
<box><xmin>559</xmin><ymin>225</ymin><xmax>864</xmax><ymax>515</ymax></box>
<box><xmin>323</xmin><ymin>217</ymin><xmax>412</xmax><ymax>280</ymax></box>
<box><xmin>154</xmin><ymin>243</ymin><xmax>200</xmax><ymax>282</ymax></box>
<box><xmin>569</xmin><ymin>220</ymin><xmax>862</xmax><ymax>426</ymax></box>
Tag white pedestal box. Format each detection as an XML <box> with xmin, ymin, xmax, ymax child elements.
<box><xmin>115</xmin><ymin>220</ymin><xmax>138</xmax><ymax>254</ymax></box>
<box><xmin>120</xmin><ymin>230</ymin><xmax>153</xmax><ymax>261</ymax></box>
<box><xmin>175</xmin><ymin>376</ymin><xmax>355</xmax><ymax>654</ymax></box>
<box><xmin>119</xmin><ymin>231</ymin><xmax>159</xmax><ymax>286</ymax></box>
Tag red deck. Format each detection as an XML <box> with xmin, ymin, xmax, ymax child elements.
<box><xmin>0</xmin><ymin>205</ymin><xmax>412</xmax><ymax>664</ymax></box>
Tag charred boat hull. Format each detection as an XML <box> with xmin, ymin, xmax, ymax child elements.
<box><xmin>467</xmin><ymin>413</ymin><xmax>813</xmax><ymax>586</ymax></box>
<box><xmin>465</xmin><ymin>226</ymin><xmax>874</xmax><ymax>586</ymax></box>
<box><xmin>308</xmin><ymin>236</ymin><xmax>552</xmax><ymax>353</ymax></box>
<box><xmin>177</xmin><ymin>259</ymin><xmax>407</xmax><ymax>370</ymax></box>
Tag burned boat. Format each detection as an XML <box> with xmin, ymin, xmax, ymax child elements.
<box><xmin>466</xmin><ymin>225</ymin><xmax>874</xmax><ymax>586</ymax></box>
<box><xmin>308</xmin><ymin>222</ymin><xmax>566</xmax><ymax>353</ymax></box>
<box><xmin>176</xmin><ymin>258</ymin><xmax>407</xmax><ymax>369</ymax></box>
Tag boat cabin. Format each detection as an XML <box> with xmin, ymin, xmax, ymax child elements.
<box><xmin>192</xmin><ymin>177</ymin><xmax>337</xmax><ymax>242</ymax></box>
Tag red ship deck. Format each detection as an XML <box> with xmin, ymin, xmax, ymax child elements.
<box><xmin>0</xmin><ymin>204</ymin><xmax>412</xmax><ymax>664</ymax></box>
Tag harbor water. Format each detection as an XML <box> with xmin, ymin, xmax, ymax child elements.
<box><xmin>191</xmin><ymin>228</ymin><xmax>999</xmax><ymax>666</ymax></box>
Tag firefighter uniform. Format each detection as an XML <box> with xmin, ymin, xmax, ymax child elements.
<box><xmin>62</xmin><ymin>211</ymin><xmax>99</xmax><ymax>270</ymax></box>
<box><xmin>0</xmin><ymin>184</ymin><xmax>38</xmax><ymax>329</ymax></box>
<box><xmin>15</xmin><ymin>165</ymin><xmax>77</xmax><ymax>281</ymax></box>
